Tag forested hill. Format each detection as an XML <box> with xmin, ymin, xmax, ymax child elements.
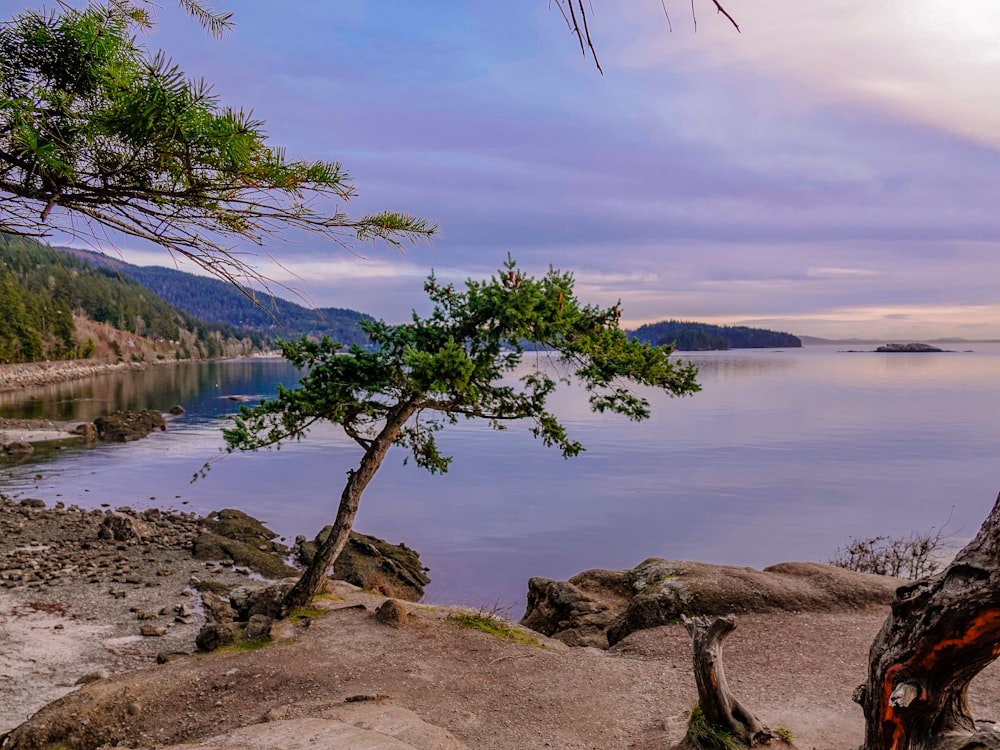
<box><xmin>0</xmin><ymin>235</ymin><xmax>254</xmax><ymax>364</ymax></box>
<box><xmin>628</xmin><ymin>320</ymin><xmax>801</xmax><ymax>350</ymax></box>
<box><xmin>56</xmin><ymin>247</ymin><xmax>372</xmax><ymax>346</ymax></box>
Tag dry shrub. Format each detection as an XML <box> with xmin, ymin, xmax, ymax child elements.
<box><xmin>829</xmin><ymin>524</ymin><xmax>951</xmax><ymax>580</ymax></box>
<box><xmin>360</xmin><ymin>568</ymin><xmax>407</xmax><ymax>599</ymax></box>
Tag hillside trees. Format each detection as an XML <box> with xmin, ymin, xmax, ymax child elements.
<box><xmin>0</xmin><ymin>234</ymin><xmax>253</xmax><ymax>362</ymax></box>
<box><xmin>222</xmin><ymin>258</ymin><xmax>700</xmax><ymax>611</ymax></box>
<box><xmin>0</xmin><ymin>2</ymin><xmax>433</xmax><ymax>291</ymax></box>
<box><xmin>629</xmin><ymin>321</ymin><xmax>802</xmax><ymax>351</ymax></box>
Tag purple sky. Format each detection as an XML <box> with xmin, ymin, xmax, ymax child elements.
<box><xmin>61</xmin><ymin>2</ymin><xmax>1000</xmax><ymax>338</ymax></box>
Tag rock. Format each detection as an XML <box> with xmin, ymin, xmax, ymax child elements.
<box><xmin>150</xmin><ymin>712</ymin><xmax>468</xmax><ymax>750</ymax></box>
<box><xmin>245</xmin><ymin>613</ymin><xmax>273</xmax><ymax>640</ymax></box>
<box><xmin>520</xmin><ymin>569</ymin><xmax>631</xmax><ymax>648</ymax></box>
<box><xmin>93</xmin><ymin>409</ymin><xmax>166</xmax><ymax>442</ymax></box>
<box><xmin>522</xmin><ymin>558</ymin><xmax>900</xmax><ymax>648</ymax></box>
<box><xmin>205</xmin><ymin>508</ymin><xmax>285</xmax><ymax>553</ymax></box>
<box><xmin>97</xmin><ymin>512</ymin><xmax>148</xmax><ymax>543</ymax></box>
<box><xmin>192</xmin><ymin>532</ymin><xmax>298</xmax><ymax>579</ymax></box>
<box><xmin>196</xmin><ymin>622</ymin><xmax>237</xmax><ymax>652</ymax></box>
<box><xmin>140</xmin><ymin>624</ymin><xmax>167</xmax><ymax>637</ymax></box>
<box><xmin>245</xmin><ymin>581</ymin><xmax>297</xmax><ymax>620</ymax></box>
<box><xmin>70</xmin><ymin>422</ymin><xmax>98</xmax><ymax>441</ymax></box>
<box><xmin>297</xmin><ymin>530</ymin><xmax>430</xmax><ymax>601</ymax></box>
<box><xmin>199</xmin><ymin>591</ymin><xmax>237</xmax><ymax>624</ymax></box>
<box><xmin>168</xmin><ymin>405</ymin><xmax>186</xmax><ymax>415</ymax></box>
<box><xmin>18</xmin><ymin>498</ymin><xmax>46</xmax><ymax>509</ymax></box>
<box><xmin>4</xmin><ymin>441</ymin><xmax>34</xmax><ymax>456</ymax></box>
<box><xmin>156</xmin><ymin>650</ymin><xmax>188</xmax><ymax>664</ymax></box>
<box><xmin>373</xmin><ymin>599</ymin><xmax>409</xmax><ymax>628</ymax></box>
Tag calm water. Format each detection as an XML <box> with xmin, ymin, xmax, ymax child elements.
<box><xmin>2</xmin><ymin>345</ymin><xmax>999</xmax><ymax>614</ymax></box>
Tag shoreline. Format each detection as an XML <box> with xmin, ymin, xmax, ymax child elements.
<box><xmin>0</xmin><ymin>359</ymin><xmax>155</xmax><ymax>394</ymax></box>
<box><xmin>0</xmin><ymin>497</ymin><xmax>257</xmax><ymax>735</ymax></box>
<box><xmin>0</xmin><ymin>354</ymin><xmax>285</xmax><ymax>396</ymax></box>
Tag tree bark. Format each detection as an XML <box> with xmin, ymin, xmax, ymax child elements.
<box><xmin>280</xmin><ymin>398</ymin><xmax>421</xmax><ymax>613</ymax></box>
<box><xmin>681</xmin><ymin>614</ymin><xmax>774</xmax><ymax>748</ymax></box>
<box><xmin>856</xmin><ymin>491</ymin><xmax>1000</xmax><ymax>750</ymax></box>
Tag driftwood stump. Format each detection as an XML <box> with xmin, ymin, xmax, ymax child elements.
<box><xmin>855</xmin><ymin>491</ymin><xmax>1000</xmax><ymax>750</ymax></box>
<box><xmin>680</xmin><ymin>614</ymin><xmax>775</xmax><ymax>749</ymax></box>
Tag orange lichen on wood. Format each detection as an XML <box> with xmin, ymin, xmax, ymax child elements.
<box><xmin>878</xmin><ymin>663</ymin><xmax>907</xmax><ymax>750</ymax></box>
<box><xmin>917</xmin><ymin>608</ymin><xmax>1000</xmax><ymax>671</ymax></box>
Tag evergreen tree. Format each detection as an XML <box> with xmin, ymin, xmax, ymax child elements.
<box><xmin>223</xmin><ymin>258</ymin><xmax>700</xmax><ymax>611</ymax></box>
<box><xmin>0</xmin><ymin>2</ymin><xmax>433</xmax><ymax>290</ymax></box>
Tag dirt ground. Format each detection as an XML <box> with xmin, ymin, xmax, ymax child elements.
<box><xmin>4</xmin><ymin>580</ymin><xmax>1000</xmax><ymax>750</ymax></box>
<box><xmin>2</xmin><ymin>493</ymin><xmax>999</xmax><ymax>750</ymax></box>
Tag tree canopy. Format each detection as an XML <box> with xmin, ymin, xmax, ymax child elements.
<box><xmin>222</xmin><ymin>258</ymin><xmax>701</xmax><ymax>609</ymax></box>
<box><xmin>0</xmin><ymin>2</ymin><xmax>434</xmax><ymax>290</ymax></box>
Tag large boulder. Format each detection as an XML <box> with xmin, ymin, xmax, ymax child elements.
<box><xmin>521</xmin><ymin>558</ymin><xmax>900</xmax><ymax>648</ymax></box>
<box><xmin>93</xmin><ymin>410</ymin><xmax>166</xmax><ymax>442</ymax></box>
<box><xmin>296</xmin><ymin>529</ymin><xmax>430</xmax><ymax>601</ymax></box>
<box><xmin>519</xmin><ymin>568</ymin><xmax>632</xmax><ymax>648</ymax></box>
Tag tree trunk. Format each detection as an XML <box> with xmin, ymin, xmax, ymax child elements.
<box><xmin>856</xmin><ymin>491</ymin><xmax>1000</xmax><ymax>750</ymax></box>
<box><xmin>280</xmin><ymin>398</ymin><xmax>421</xmax><ymax>613</ymax></box>
<box><xmin>681</xmin><ymin>614</ymin><xmax>774</xmax><ymax>748</ymax></box>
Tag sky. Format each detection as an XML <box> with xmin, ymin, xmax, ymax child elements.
<box><xmin>44</xmin><ymin>1</ymin><xmax>1000</xmax><ymax>339</ymax></box>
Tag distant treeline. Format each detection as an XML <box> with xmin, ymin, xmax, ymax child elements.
<box><xmin>628</xmin><ymin>320</ymin><xmax>801</xmax><ymax>351</ymax></box>
<box><xmin>0</xmin><ymin>235</ymin><xmax>255</xmax><ymax>363</ymax></box>
<box><xmin>56</xmin><ymin>247</ymin><xmax>372</xmax><ymax>347</ymax></box>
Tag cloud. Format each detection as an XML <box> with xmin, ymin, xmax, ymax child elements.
<box><xmin>79</xmin><ymin>4</ymin><xmax>1000</xmax><ymax>340</ymax></box>
<box><xmin>617</xmin><ymin>1</ymin><xmax>1000</xmax><ymax>148</ymax></box>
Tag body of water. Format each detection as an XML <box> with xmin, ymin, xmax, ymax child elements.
<box><xmin>2</xmin><ymin>345</ymin><xmax>998</xmax><ymax>614</ymax></box>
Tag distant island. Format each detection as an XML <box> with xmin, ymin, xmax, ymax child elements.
<box><xmin>875</xmin><ymin>342</ymin><xmax>945</xmax><ymax>353</ymax></box>
<box><xmin>627</xmin><ymin>320</ymin><xmax>801</xmax><ymax>351</ymax></box>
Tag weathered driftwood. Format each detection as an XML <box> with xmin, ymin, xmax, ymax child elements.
<box><xmin>855</xmin><ymin>491</ymin><xmax>1000</xmax><ymax>750</ymax></box>
<box><xmin>681</xmin><ymin>614</ymin><xmax>775</xmax><ymax>748</ymax></box>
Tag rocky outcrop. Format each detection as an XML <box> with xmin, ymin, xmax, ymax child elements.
<box><xmin>296</xmin><ymin>529</ymin><xmax>430</xmax><ymax>601</ymax></box>
<box><xmin>521</xmin><ymin>558</ymin><xmax>900</xmax><ymax>648</ymax></box>
<box><xmin>93</xmin><ymin>410</ymin><xmax>166</xmax><ymax>442</ymax></box>
<box><xmin>123</xmin><ymin>707</ymin><xmax>468</xmax><ymax>750</ymax></box>
<box><xmin>191</xmin><ymin>509</ymin><xmax>297</xmax><ymax>580</ymax></box>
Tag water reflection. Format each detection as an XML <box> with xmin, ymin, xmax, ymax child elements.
<box><xmin>0</xmin><ymin>359</ymin><xmax>303</xmax><ymax>423</ymax></box>
<box><xmin>2</xmin><ymin>345</ymin><xmax>1000</xmax><ymax>614</ymax></box>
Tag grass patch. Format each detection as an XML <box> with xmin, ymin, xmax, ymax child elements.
<box><xmin>218</xmin><ymin>637</ymin><xmax>271</xmax><ymax>653</ymax></box>
<box><xmin>448</xmin><ymin>608</ymin><xmax>542</xmax><ymax>647</ymax></box>
<box><xmin>685</xmin><ymin>705</ymin><xmax>742</xmax><ymax>750</ymax></box>
<box><xmin>775</xmin><ymin>726</ymin><xmax>794</xmax><ymax>744</ymax></box>
<box><xmin>288</xmin><ymin>606</ymin><xmax>325</xmax><ymax>624</ymax></box>
<box><xmin>313</xmin><ymin>592</ymin><xmax>344</xmax><ymax>603</ymax></box>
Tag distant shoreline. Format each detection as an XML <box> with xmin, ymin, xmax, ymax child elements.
<box><xmin>0</xmin><ymin>360</ymin><xmax>155</xmax><ymax>394</ymax></box>
<box><xmin>799</xmin><ymin>336</ymin><xmax>1000</xmax><ymax>346</ymax></box>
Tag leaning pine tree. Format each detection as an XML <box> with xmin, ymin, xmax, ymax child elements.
<box><xmin>223</xmin><ymin>258</ymin><xmax>700</xmax><ymax>612</ymax></box>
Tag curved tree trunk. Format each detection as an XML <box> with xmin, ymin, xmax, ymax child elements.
<box><xmin>681</xmin><ymin>614</ymin><xmax>774</xmax><ymax>748</ymax></box>
<box><xmin>280</xmin><ymin>398</ymin><xmax>421</xmax><ymax>613</ymax></box>
<box><xmin>856</xmin><ymin>491</ymin><xmax>1000</xmax><ymax>750</ymax></box>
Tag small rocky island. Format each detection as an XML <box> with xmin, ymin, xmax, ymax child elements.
<box><xmin>875</xmin><ymin>342</ymin><xmax>945</xmax><ymax>353</ymax></box>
